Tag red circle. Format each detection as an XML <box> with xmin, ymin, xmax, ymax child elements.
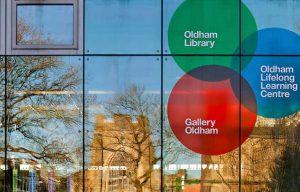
<box><xmin>167</xmin><ymin>73</ymin><xmax>257</xmax><ymax>155</ymax></box>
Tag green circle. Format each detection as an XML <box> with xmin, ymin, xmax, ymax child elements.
<box><xmin>168</xmin><ymin>0</ymin><xmax>257</xmax><ymax>72</ymax></box>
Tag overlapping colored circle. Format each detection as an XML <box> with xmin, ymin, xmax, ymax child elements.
<box><xmin>167</xmin><ymin>66</ymin><xmax>257</xmax><ymax>155</ymax></box>
<box><xmin>167</xmin><ymin>0</ymin><xmax>300</xmax><ymax>155</ymax></box>
<box><xmin>241</xmin><ymin>28</ymin><xmax>300</xmax><ymax>55</ymax></box>
<box><xmin>241</xmin><ymin>28</ymin><xmax>300</xmax><ymax>118</ymax></box>
<box><xmin>168</xmin><ymin>0</ymin><xmax>257</xmax><ymax>73</ymax></box>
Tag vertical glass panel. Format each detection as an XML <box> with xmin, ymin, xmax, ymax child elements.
<box><xmin>243</xmin><ymin>0</ymin><xmax>300</xmax><ymax>33</ymax></box>
<box><xmin>163</xmin><ymin>56</ymin><xmax>245</xmax><ymax>191</ymax></box>
<box><xmin>241</xmin><ymin>56</ymin><xmax>300</xmax><ymax>191</ymax></box>
<box><xmin>85</xmin><ymin>56</ymin><xmax>161</xmax><ymax>191</ymax></box>
<box><xmin>0</xmin><ymin>57</ymin><xmax>5</xmax><ymax>191</ymax></box>
<box><xmin>6</xmin><ymin>56</ymin><xmax>83</xmax><ymax>191</ymax></box>
<box><xmin>242</xmin><ymin>0</ymin><xmax>300</xmax><ymax>55</ymax></box>
<box><xmin>85</xmin><ymin>0</ymin><xmax>161</xmax><ymax>54</ymax></box>
<box><xmin>163</xmin><ymin>56</ymin><xmax>202</xmax><ymax>192</ymax></box>
<box><xmin>17</xmin><ymin>5</ymin><xmax>74</xmax><ymax>45</ymax></box>
<box><xmin>164</xmin><ymin>0</ymin><xmax>242</xmax><ymax>55</ymax></box>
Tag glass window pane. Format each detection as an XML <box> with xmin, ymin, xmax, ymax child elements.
<box><xmin>241</xmin><ymin>56</ymin><xmax>300</xmax><ymax>191</ymax></box>
<box><xmin>163</xmin><ymin>56</ymin><xmax>202</xmax><ymax>191</ymax></box>
<box><xmin>17</xmin><ymin>5</ymin><xmax>74</xmax><ymax>45</ymax></box>
<box><xmin>85</xmin><ymin>0</ymin><xmax>161</xmax><ymax>54</ymax></box>
<box><xmin>163</xmin><ymin>56</ymin><xmax>250</xmax><ymax>191</ymax></box>
<box><xmin>242</xmin><ymin>0</ymin><xmax>300</xmax><ymax>55</ymax></box>
<box><xmin>85</xmin><ymin>56</ymin><xmax>161</xmax><ymax>191</ymax></box>
<box><xmin>164</xmin><ymin>0</ymin><xmax>241</xmax><ymax>55</ymax></box>
<box><xmin>6</xmin><ymin>56</ymin><xmax>83</xmax><ymax>192</ymax></box>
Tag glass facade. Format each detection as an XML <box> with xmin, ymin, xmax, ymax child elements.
<box><xmin>0</xmin><ymin>0</ymin><xmax>299</xmax><ymax>192</ymax></box>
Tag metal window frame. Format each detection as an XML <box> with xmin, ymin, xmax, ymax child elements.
<box><xmin>0</xmin><ymin>0</ymin><xmax>5</xmax><ymax>55</ymax></box>
<box><xmin>7</xmin><ymin>0</ymin><xmax>83</xmax><ymax>55</ymax></box>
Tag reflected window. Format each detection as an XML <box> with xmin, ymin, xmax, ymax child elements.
<box><xmin>7</xmin><ymin>0</ymin><xmax>83</xmax><ymax>55</ymax></box>
<box><xmin>17</xmin><ymin>5</ymin><xmax>74</xmax><ymax>45</ymax></box>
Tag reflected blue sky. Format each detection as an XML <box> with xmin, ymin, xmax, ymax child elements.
<box><xmin>85</xmin><ymin>0</ymin><xmax>161</xmax><ymax>54</ymax></box>
<box><xmin>163</xmin><ymin>0</ymin><xmax>185</xmax><ymax>53</ymax></box>
<box><xmin>243</xmin><ymin>0</ymin><xmax>300</xmax><ymax>34</ymax></box>
<box><xmin>86</xmin><ymin>57</ymin><xmax>160</xmax><ymax>95</ymax></box>
<box><xmin>85</xmin><ymin>56</ymin><xmax>183</xmax><ymax>103</ymax></box>
<box><xmin>85</xmin><ymin>56</ymin><xmax>160</xmax><ymax>118</ymax></box>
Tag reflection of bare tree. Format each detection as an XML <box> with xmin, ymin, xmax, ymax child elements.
<box><xmin>201</xmin><ymin>113</ymin><xmax>300</xmax><ymax>192</ymax></box>
<box><xmin>0</xmin><ymin>16</ymin><xmax>83</xmax><ymax>166</ymax></box>
<box><xmin>0</xmin><ymin>56</ymin><xmax>82</xmax><ymax>164</ymax></box>
<box><xmin>243</xmin><ymin>121</ymin><xmax>299</xmax><ymax>192</ymax></box>
<box><xmin>99</xmin><ymin>85</ymin><xmax>160</xmax><ymax>192</ymax></box>
<box><xmin>17</xmin><ymin>18</ymin><xmax>55</xmax><ymax>45</ymax></box>
<box><xmin>87</xmin><ymin>85</ymin><xmax>198</xmax><ymax>191</ymax></box>
<box><xmin>267</xmin><ymin>120</ymin><xmax>300</xmax><ymax>192</ymax></box>
<box><xmin>163</xmin><ymin>113</ymin><xmax>196</xmax><ymax>165</ymax></box>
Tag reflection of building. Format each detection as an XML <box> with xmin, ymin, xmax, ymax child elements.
<box><xmin>200</xmin><ymin>138</ymin><xmax>286</xmax><ymax>192</ymax></box>
<box><xmin>200</xmin><ymin>113</ymin><xmax>299</xmax><ymax>192</ymax></box>
<box><xmin>163</xmin><ymin>164</ymin><xmax>205</xmax><ymax>191</ymax></box>
<box><xmin>0</xmin><ymin>158</ymin><xmax>72</xmax><ymax>192</ymax></box>
<box><xmin>163</xmin><ymin>169</ymin><xmax>186</xmax><ymax>192</ymax></box>
<box><xmin>200</xmin><ymin>149</ymin><xmax>239</xmax><ymax>192</ymax></box>
<box><xmin>83</xmin><ymin>114</ymin><xmax>160</xmax><ymax>192</ymax></box>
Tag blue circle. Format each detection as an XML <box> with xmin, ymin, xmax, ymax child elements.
<box><xmin>242</xmin><ymin>28</ymin><xmax>300</xmax><ymax>55</ymax></box>
<box><xmin>242</xmin><ymin>28</ymin><xmax>300</xmax><ymax>118</ymax></box>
